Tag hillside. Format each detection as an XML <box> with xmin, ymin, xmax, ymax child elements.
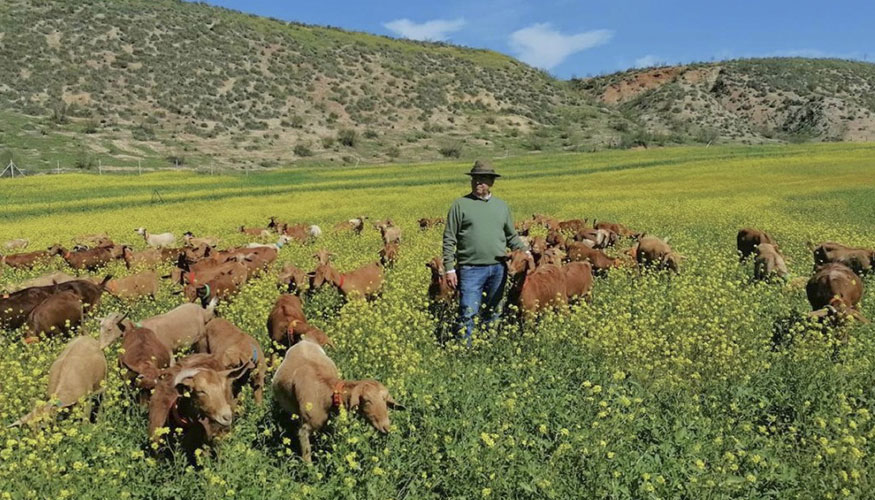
<box><xmin>0</xmin><ymin>1</ymin><xmax>874</xmax><ymax>172</ymax></box>
<box><xmin>573</xmin><ymin>58</ymin><xmax>875</xmax><ymax>143</ymax></box>
<box><xmin>0</xmin><ymin>0</ymin><xmax>620</xmax><ymax>171</ymax></box>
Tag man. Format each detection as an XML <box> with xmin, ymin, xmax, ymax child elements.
<box><xmin>442</xmin><ymin>160</ymin><xmax>528</xmax><ymax>345</ymax></box>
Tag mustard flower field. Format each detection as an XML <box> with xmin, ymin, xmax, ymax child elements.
<box><xmin>1</xmin><ymin>143</ymin><xmax>875</xmax><ymax>499</ymax></box>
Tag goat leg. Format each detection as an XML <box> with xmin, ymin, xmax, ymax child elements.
<box><xmin>298</xmin><ymin>423</ymin><xmax>313</xmax><ymax>463</ymax></box>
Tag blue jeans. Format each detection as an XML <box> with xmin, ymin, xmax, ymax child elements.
<box><xmin>457</xmin><ymin>263</ymin><xmax>507</xmax><ymax>346</ymax></box>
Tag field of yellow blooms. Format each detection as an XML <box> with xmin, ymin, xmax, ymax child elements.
<box><xmin>1</xmin><ymin>143</ymin><xmax>875</xmax><ymax>499</ymax></box>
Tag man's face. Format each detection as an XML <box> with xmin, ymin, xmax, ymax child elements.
<box><xmin>471</xmin><ymin>175</ymin><xmax>494</xmax><ymax>197</ymax></box>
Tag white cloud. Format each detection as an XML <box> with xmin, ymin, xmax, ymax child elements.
<box><xmin>509</xmin><ymin>23</ymin><xmax>612</xmax><ymax>70</ymax></box>
<box><xmin>634</xmin><ymin>54</ymin><xmax>663</xmax><ymax>68</ymax></box>
<box><xmin>383</xmin><ymin>18</ymin><xmax>466</xmax><ymax>41</ymax></box>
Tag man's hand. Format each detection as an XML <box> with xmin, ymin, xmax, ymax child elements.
<box><xmin>445</xmin><ymin>271</ymin><xmax>458</xmax><ymax>289</ymax></box>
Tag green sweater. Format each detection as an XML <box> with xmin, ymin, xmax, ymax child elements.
<box><xmin>442</xmin><ymin>193</ymin><xmax>527</xmax><ymax>271</ymax></box>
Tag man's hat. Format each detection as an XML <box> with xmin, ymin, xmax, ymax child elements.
<box><xmin>466</xmin><ymin>160</ymin><xmax>501</xmax><ymax>178</ymax></box>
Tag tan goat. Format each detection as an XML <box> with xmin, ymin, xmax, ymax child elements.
<box><xmin>12</xmin><ymin>336</ymin><xmax>107</xmax><ymax>426</ymax></box>
<box><xmin>196</xmin><ymin>318</ymin><xmax>265</xmax><ymax>405</ymax></box>
<box><xmin>99</xmin><ymin>300</ymin><xmax>217</xmax><ymax>353</ymax></box>
<box><xmin>272</xmin><ymin>339</ymin><xmax>401</xmax><ymax>462</ymax></box>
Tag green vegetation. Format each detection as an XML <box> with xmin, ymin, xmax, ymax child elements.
<box><xmin>1</xmin><ymin>144</ymin><xmax>875</xmax><ymax>498</ymax></box>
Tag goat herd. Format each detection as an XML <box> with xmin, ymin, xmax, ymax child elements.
<box><xmin>1</xmin><ymin>213</ymin><xmax>871</xmax><ymax>464</ymax></box>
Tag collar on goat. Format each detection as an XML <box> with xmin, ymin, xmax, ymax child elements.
<box><xmin>251</xmin><ymin>345</ymin><xmax>258</xmax><ymax>363</ymax></box>
<box><xmin>332</xmin><ymin>381</ymin><xmax>345</xmax><ymax>408</ymax></box>
<box><xmin>337</xmin><ymin>273</ymin><xmax>345</xmax><ymax>289</ymax></box>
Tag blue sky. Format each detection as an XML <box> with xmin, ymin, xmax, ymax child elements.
<box><xmin>194</xmin><ymin>0</ymin><xmax>874</xmax><ymax>79</ymax></box>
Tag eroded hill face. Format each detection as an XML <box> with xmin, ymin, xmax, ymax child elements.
<box><xmin>574</xmin><ymin>59</ymin><xmax>875</xmax><ymax>143</ymax></box>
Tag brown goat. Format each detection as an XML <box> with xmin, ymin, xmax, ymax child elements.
<box><xmin>313</xmin><ymin>249</ymin><xmax>335</xmax><ymax>266</ymax></box>
<box><xmin>418</xmin><ymin>217</ymin><xmax>444</xmax><ymax>230</ymax></box>
<box><xmin>104</xmin><ymin>271</ymin><xmax>160</xmax><ymax>300</ymax></box>
<box><xmin>12</xmin><ymin>336</ymin><xmax>107</xmax><ymax>426</ymax></box>
<box><xmin>148</xmin><ymin>354</ymin><xmax>247</xmax><ymax>459</ymax></box>
<box><xmin>506</xmin><ymin>250</ymin><xmax>567</xmax><ymax>318</ymax></box>
<box><xmin>25</xmin><ymin>291</ymin><xmax>83</xmax><ymax>342</ymax></box>
<box><xmin>272</xmin><ymin>340</ymin><xmax>401</xmax><ymax>462</ymax></box>
<box><xmin>810</xmin><ymin>241</ymin><xmax>875</xmax><ymax>276</ymax></box>
<box><xmin>531</xmin><ymin>214</ymin><xmax>560</xmax><ymax>230</ymax></box>
<box><xmin>557</xmin><ymin>219</ymin><xmax>589</xmax><ymax>233</ymax></box>
<box><xmin>239</xmin><ymin>226</ymin><xmax>271</xmax><ymax>238</ymax></box>
<box><xmin>267</xmin><ymin>294</ymin><xmax>307</xmax><ymax>347</ymax></box>
<box><xmin>334</xmin><ymin>216</ymin><xmax>368</xmax><ymax>235</ymax></box>
<box><xmin>546</xmin><ymin>230</ymin><xmax>567</xmax><ymax>250</ymax></box>
<box><xmin>563</xmin><ymin>261</ymin><xmax>594</xmax><ymax>303</ymax></box>
<box><xmin>737</xmin><ymin>228</ymin><xmax>777</xmax><ymax>261</ymax></box>
<box><xmin>1</xmin><ymin>246</ymin><xmax>65</xmax><ymax>269</ymax></box>
<box><xmin>281</xmin><ymin>223</ymin><xmax>311</xmax><ymax>243</ymax></box>
<box><xmin>634</xmin><ymin>236</ymin><xmax>684</xmax><ymax>273</ymax></box>
<box><xmin>807</xmin><ymin>263</ymin><xmax>867</xmax><ymax>323</ymax></box>
<box><xmin>267</xmin><ymin>294</ymin><xmax>334</xmax><ymax>349</ymax></box>
<box><xmin>277</xmin><ymin>263</ymin><xmax>309</xmax><ymax>294</ymax></box>
<box><xmin>114</xmin><ymin>321</ymin><xmax>174</xmax><ymax>396</ymax></box>
<box><xmin>753</xmin><ymin>243</ymin><xmax>789</xmax><ymax>281</ymax></box>
<box><xmin>309</xmin><ymin>262</ymin><xmax>383</xmax><ymax>300</ymax></box>
<box><xmin>184</xmin><ymin>268</ymin><xmax>248</xmax><ymax>306</ymax></box>
<box><xmin>1</xmin><ymin>277</ymin><xmax>109</xmax><ymax>331</ymax></box>
<box><xmin>529</xmin><ymin>236</ymin><xmax>548</xmax><ymax>264</ymax></box>
<box><xmin>197</xmin><ymin>319</ymin><xmax>265</xmax><ymax>405</ymax></box>
<box><xmin>379</xmin><ymin>242</ymin><xmax>399</xmax><ymax>268</ymax></box>
<box><xmin>378</xmin><ymin>224</ymin><xmax>402</xmax><ymax>246</ymax></box>
<box><xmin>539</xmin><ymin>247</ymin><xmax>566</xmax><ymax>267</ymax></box>
<box><xmin>565</xmin><ymin>242</ymin><xmax>622</xmax><ymax>272</ymax></box>
<box><xmin>593</xmin><ymin>220</ymin><xmax>636</xmax><ymax>237</ymax></box>
<box><xmin>425</xmin><ymin>257</ymin><xmax>456</xmax><ymax>304</ymax></box>
<box><xmin>63</xmin><ymin>245</ymin><xmax>124</xmax><ymax>271</ymax></box>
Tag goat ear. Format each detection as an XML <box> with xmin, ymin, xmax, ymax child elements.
<box><xmin>850</xmin><ymin>309</ymin><xmax>870</xmax><ymax>324</ymax></box>
<box><xmin>222</xmin><ymin>363</ymin><xmax>249</xmax><ymax>381</ymax></box>
<box><xmin>386</xmin><ymin>395</ymin><xmax>405</xmax><ymax>410</ymax></box>
<box><xmin>349</xmin><ymin>384</ymin><xmax>364</xmax><ymax>409</ymax></box>
<box><xmin>172</xmin><ymin>368</ymin><xmax>201</xmax><ymax>391</ymax></box>
<box><xmin>116</xmin><ymin>312</ymin><xmax>130</xmax><ymax>330</ymax></box>
<box><xmin>147</xmin><ymin>383</ymin><xmax>177</xmax><ymax>439</ymax></box>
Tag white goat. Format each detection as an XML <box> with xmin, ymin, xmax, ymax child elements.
<box><xmin>134</xmin><ymin>227</ymin><xmax>176</xmax><ymax>248</ymax></box>
<box><xmin>245</xmin><ymin>235</ymin><xmax>292</xmax><ymax>250</ymax></box>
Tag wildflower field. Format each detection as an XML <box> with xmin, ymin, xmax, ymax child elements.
<box><xmin>1</xmin><ymin>143</ymin><xmax>875</xmax><ymax>499</ymax></box>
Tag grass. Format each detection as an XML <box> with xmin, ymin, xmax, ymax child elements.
<box><xmin>1</xmin><ymin>143</ymin><xmax>875</xmax><ymax>499</ymax></box>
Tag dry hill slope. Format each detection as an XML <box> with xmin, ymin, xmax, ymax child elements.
<box><xmin>1</xmin><ymin>0</ymin><xmax>874</xmax><ymax>172</ymax></box>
